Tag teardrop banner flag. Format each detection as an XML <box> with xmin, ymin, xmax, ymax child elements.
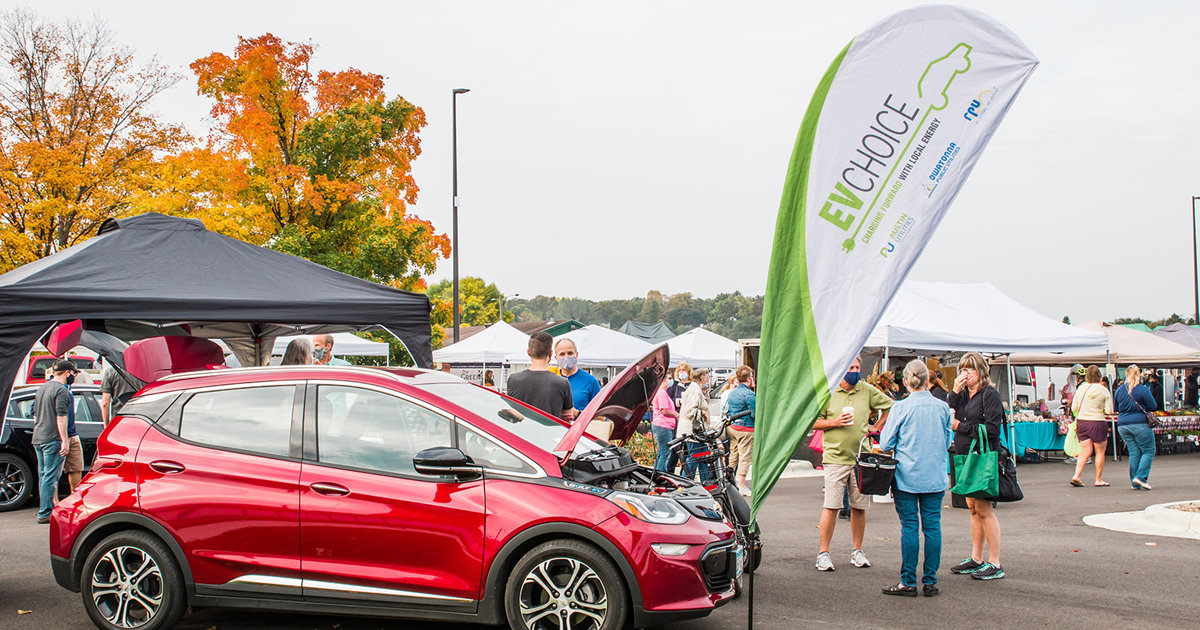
<box><xmin>752</xmin><ymin>6</ymin><xmax>1038</xmax><ymax>517</ymax></box>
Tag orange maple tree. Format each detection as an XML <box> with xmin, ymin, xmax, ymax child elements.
<box><xmin>0</xmin><ymin>11</ymin><xmax>189</xmax><ymax>272</ymax></box>
<box><xmin>183</xmin><ymin>34</ymin><xmax>448</xmax><ymax>291</ymax></box>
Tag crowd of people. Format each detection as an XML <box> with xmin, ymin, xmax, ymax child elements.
<box><xmin>810</xmin><ymin>352</ymin><xmax>1009</xmax><ymax>595</ymax></box>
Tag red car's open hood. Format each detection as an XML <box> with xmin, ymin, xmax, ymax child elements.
<box><xmin>552</xmin><ymin>344</ymin><xmax>669</xmax><ymax>464</ymax></box>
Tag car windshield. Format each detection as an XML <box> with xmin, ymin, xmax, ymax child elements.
<box><xmin>419</xmin><ymin>383</ymin><xmax>605</xmax><ymax>457</ymax></box>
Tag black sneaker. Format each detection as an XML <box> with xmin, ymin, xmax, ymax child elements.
<box><xmin>882</xmin><ymin>583</ymin><xmax>917</xmax><ymax>597</ymax></box>
<box><xmin>838</xmin><ymin>509</ymin><xmax>850</xmax><ymax>520</ymax></box>
<box><xmin>950</xmin><ymin>558</ymin><xmax>982</xmax><ymax>574</ymax></box>
<box><xmin>923</xmin><ymin>584</ymin><xmax>939</xmax><ymax>597</ymax></box>
<box><xmin>971</xmin><ymin>563</ymin><xmax>1005</xmax><ymax>580</ymax></box>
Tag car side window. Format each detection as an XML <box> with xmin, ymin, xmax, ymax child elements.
<box><xmin>457</xmin><ymin>424</ymin><xmax>535</xmax><ymax>475</ymax></box>
<box><xmin>316</xmin><ymin>385</ymin><xmax>452</xmax><ymax>475</ymax></box>
<box><xmin>73</xmin><ymin>394</ymin><xmax>94</xmax><ymax>423</ymax></box>
<box><xmin>179</xmin><ymin>386</ymin><xmax>296</xmax><ymax>457</ymax></box>
<box><xmin>11</xmin><ymin>397</ymin><xmax>34</xmax><ymax>419</ymax></box>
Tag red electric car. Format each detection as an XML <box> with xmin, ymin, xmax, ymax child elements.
<box><xmin>49</xmin><ymin>345</ymin><xmax>737</xmax><ymax>630</ymax></box>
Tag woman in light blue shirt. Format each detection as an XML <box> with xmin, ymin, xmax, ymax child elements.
<box><xmin>878</xmin><ymin>360</ymin><xmax>953</xmax><ymax>597</ymax></box>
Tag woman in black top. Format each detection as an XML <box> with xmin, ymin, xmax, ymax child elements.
<box><xmin>928</xmin><ymin>370</ymin><xmax>949</xmax><ymax>402</ymax></box>
<box><xmin>945</xmin><ymin>352</ymin><xmax>1005</xmax><ymax>581</ymax></box>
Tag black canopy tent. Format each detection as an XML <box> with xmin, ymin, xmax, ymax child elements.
<box><xmin>0</xmin><ymin>213</ymin><xmax>433</xmax><ymax>407</ymax></box>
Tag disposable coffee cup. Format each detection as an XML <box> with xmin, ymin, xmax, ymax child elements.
<box><xmin>841</xmin><ymin>406</ymin><xmax>855</xmax><ymax>423</ymax></box>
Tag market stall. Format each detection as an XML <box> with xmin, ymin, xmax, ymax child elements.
<box><xmin>433</xmin><ymin>321</ymin><xmax>531</xmax><ymax>390</ymax></box>
<box><xmin>665</xmin><ymin>327</ymin><xmax>739</xmax><ymax>368</ymax></box>
<box><xmin>505</xmin><ymin>324</ymin><xmax>654</xmax><ymax>375</ymax></box>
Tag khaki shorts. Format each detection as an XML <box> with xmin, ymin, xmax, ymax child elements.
<box><xmin>63</xmin><ymin>436</ymin><xmax>85</xmax><ymax>474</ymax></box>
<box><xmin>822</xmin><ymin>463</ymin><xmax>869</xmax><ymax>510</ymax></box>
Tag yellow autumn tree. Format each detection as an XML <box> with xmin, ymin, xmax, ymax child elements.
<box><xmin>0</xmin><ymin>10</ymin><xmax>189</xmax><ymax>271</ymax></box>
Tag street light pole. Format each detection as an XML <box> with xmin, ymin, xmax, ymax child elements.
<box><xmin>452</xmin><ymin>88</ymin><xmax>470</xmax><ymax>343</ymax></box>
<box><xmin>499</xmin><ymin>293</ymin><xmax>519</xmax><ymax>324</ymax></box>
<box><xmin>1193</xmin><ymin>196</ymin><xmax>1199</xmax><ymax>325</ymax></box>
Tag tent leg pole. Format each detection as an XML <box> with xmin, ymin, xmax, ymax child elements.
<box><xmin>1007</xmin><ymin>354</ymin><xmax>1015</xmax><ymax>462</ymax></box>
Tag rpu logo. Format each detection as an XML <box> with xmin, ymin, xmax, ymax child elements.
<box><xmin>963</xmin><ymin>88</ymin><xmax>994</xmax><ymax>121</ymax></box>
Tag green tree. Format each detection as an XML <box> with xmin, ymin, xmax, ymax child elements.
<box><xmin>426</xmin><ymin>277</ymin><xmax>511</xmax><ymax>327</ymax></box>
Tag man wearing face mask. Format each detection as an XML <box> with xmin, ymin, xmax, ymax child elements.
<box><xmin>312</xmin><ymin>334</ymin><xmax>351</xmax><ymax>366</ymax></box>
<box><xmin>811</xmin><ymin>354</ymin><xmax>894</xmax><ymax>572</ymax></box>
<box><xmin>555</xmin><ymin>338</ymin><xmax>600</xmax><ymax>415</ymax></box>
<box><xmin>31</xmin><ymin>360</ymin><xmax>75</xmax><ymax>524</ymax></box>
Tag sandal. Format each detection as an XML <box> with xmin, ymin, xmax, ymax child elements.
<box><xmin>1095</xmin><ymin>481</ymin><xmax>1110</xmax><ymax>487</ymax></box>
<box><xmin>1069</xmin><ymin>479</ymin><xmax>1084</xmax><ymax>487</ymax></box>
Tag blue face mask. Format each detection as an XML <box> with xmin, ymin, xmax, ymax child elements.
<box><xmin>844</xmin><ymin>371</ymin><xmax>861</xmax><ymax>387</ymax></box>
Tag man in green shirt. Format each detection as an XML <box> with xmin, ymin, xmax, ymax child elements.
<box><xmin>811</xmin><ymin>355</ymin><xmax>893</xmax><ymax>572</ymax></box>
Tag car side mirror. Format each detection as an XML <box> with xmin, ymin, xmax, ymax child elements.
<box><xmin>413</xmin><ymin>447</ymin><xmax>482</xmax><ymax>480</ymax></box>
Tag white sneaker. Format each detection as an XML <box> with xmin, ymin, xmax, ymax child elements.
<box><xmin>850</xmin><ymin>548</ymin><xmax>871</xmax><ymax>568</ymax></box>
<box><xmin>1133</xmin><ymin>478</ymin><xmax>1152</xmax><ymax>490</ymax></box>
<box><xmin>815</xmin><ymin>552</ymin><xmax>835</xmax><ymax>571</ymax></box>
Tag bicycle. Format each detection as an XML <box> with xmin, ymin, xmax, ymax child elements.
<box><xmin>667</xmin><ymin>409</ymin><xmax>763</xmax><ymax>595</ymax></box>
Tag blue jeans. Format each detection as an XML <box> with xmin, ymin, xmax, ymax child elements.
<box><xmin>35</xmin><ymin>441</ymin><xmax>66</xmax><ymax>520</ymax></box>
<box><xmin>1118</xmin><ymin>424</ymin><xmax>1155</xmax><ymax>484</ymax></box>
<box><xmin>893</xmin><ymin>489</ymin><xmax>944</xmax><ymax>587</ymax></box>
<box><xmin>652</xmin><ymin>426</ymin><xmax>675</xmax><ymax>471</ymax></box>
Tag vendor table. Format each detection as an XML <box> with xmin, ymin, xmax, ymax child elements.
<box><xmin>1002</xmin><ymin>421</ymin><xmax>1065</xmax><ymax>457</ymax></box>
<box><xmin>1152</xmin><ymin>416</ymin><xmax>1200</xmax><ymax>433</ymax></box>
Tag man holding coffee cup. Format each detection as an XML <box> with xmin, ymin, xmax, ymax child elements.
<box><xmin>812</xmin><ymin>355</ymin><xmax>894</xmax><ymax>572</ymax></box>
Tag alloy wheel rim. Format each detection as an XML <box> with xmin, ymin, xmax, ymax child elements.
<box><xmin>518</xmin><ymin>557</ymin><xmax>608</xmax><ymax>630</ymax></box>
<box><xmin>91</xmin><ymin>546</ymin><xmax>163</xmax><ymax>629</ymax></box>
<box><xmin>0</xmin><ymin>462</ymin><xmax>25</xmax><ymax>505</ymax></box>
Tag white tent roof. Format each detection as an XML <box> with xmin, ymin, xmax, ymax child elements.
<box><xmin>214</xmin><ymin>332</ymin><xmax>389</xmax><ymax>358</ymax></box>
<box><xmin>506</xmin><ymin>325</ymin><xmax>654</xmax><ymax>368</ymax></box>
<box><xmin>273</xmin><ymin>332</ymin><xmax>389</xmax><ymax>357</ymax></box>
<box><xmin>1010</xmin><ymin>320</ymin><xmax>1200</xmax><ymax>366</ymax></box>
<box><xmin>865</xmin><ymin>281</ymin><xmax>1108</xmax><ymax>355</ymax></box>
<box><xmin>434</xmin><ymin>321</ymin><xmax>530</xmax><ymax>364</ymax></box>
<box><xmin>666</xmin><ymin>328</ymin><xmax>739</xmax><ymax>368</ymax></box>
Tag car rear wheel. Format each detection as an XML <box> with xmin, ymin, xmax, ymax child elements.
<box><xmin>505</xmin><ymin>540</ymin><xmax>628</xmax><ymax>630</ymax></box>
<box><xmin>0</xmin><ymin>453</ymin><xmax>32</xmax><ymax>512</ymax></box>
<box><xmin>81</xmin><ymin>531</ymin><xmax>186</xmax><ymax>630</ymax></box>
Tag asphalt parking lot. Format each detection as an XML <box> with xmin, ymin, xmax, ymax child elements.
<box><xmin>2</xmin><ymin>455</ymin><xmax>1198</xmax><ymax>630</ymax></box>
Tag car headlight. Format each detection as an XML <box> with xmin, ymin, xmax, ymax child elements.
<box><xmin>606</xmin><ymin>491</ymin><xmax>690</xmax><ymax>525</ymax></box>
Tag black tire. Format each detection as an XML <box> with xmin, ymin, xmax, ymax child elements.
<box><xmin>504</xmin><ymin>540</ymin><xmax>629</xmax><ymax>630</ymax></box>
<box><xmin>81</xmin><ymin>530</ymin><xmax>187</xmax><ymax>630</ymax></box>
<box><xmin>0</xmin><ymin>453</ymin><xmax>33</xmax><ymax>512</ymax></box>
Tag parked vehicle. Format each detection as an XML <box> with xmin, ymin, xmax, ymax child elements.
<box><xmin>50</xmin><ymin>349</ymin><xmax>737</xmax><ymax>630</ymax></box>
<box><xmin>26</xmin><ymin>355</ymin><xmax>97</xmax><ymax>385</ymax></box>
<box><xmin>1</xmin><ymin>384</ymin><xmax>104</xmax><ymax>512</ymax></box>
<box><xmin>668</xmin><ymin>409</ymin><xmax>763</xmax><ymax>595</ymax></box>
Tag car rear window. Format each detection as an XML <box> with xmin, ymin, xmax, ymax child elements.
<box><xmin>420</xmin><ymin>383</ymin><xmax>603</xmax><ymax>457</ymax></box>
<box><xmin>179</xmin><ymin>385</ymin><xmax>295</xmax><ymax>457</ymax></box>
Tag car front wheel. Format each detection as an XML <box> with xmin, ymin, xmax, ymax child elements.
<box><xmin>81</xmin><ymin>530</ymin><xmax>187</xmax><ymax>630</ymax></box>
<box><xmin>0</xmin><ymin>453</ymin><xmax>32</xmax><ymax>512</ymax></box>
<box><xmin>504</xmin><ymin>540</ymin><xmax>629</xmax><ymax>630</ymax></box>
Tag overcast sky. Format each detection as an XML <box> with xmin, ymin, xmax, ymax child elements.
<box><xmin>34</xmin><ymin>0</ymin><xmax>1200</xmax><ymax>323</ymax></box>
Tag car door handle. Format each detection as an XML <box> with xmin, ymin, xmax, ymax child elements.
<box><xmin>149</xmin><ymin>460</ymin><xmax>185</xmax><ymax>474</ymax></box>
<box><xmin>310</xmin><ymin>482</ymin><xmax>350</xmax><ymax>496</ymax></box>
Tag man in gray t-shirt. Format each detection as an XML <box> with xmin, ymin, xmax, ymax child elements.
<box><xmin>100</xmin><ymin>365</ymin><xmax>146</xmax><ymax>426</ymax></box>
<box><xmin>33</xmin><ymin>359</ymin><xmax>74</xmax><ymax>523</ymax></box>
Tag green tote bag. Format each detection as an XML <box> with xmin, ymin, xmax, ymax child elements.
<box><xmin>951</xmin><ymin>425</ymin><xmax>1000</xmax><ymax>498</ymax></box>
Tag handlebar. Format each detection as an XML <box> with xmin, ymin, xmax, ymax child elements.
<box><xmin>667</xmin><ymin>409</ymin><xmax>753</xmax><ymax>450</ymax></box>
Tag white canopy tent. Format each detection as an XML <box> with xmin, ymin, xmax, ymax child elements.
<box><xmin>433</xmin><ymin>321</ymin><xmax>530</xmax><ymax>364</ymax></box>
<box><xmin>866</xmin><ymin>282</ymin><xmax>1109</xmax><ymax>355</ymax></box>
<box><xmin>666</xmin><ymin>328</ymin><xmax>739</xmax><ymax>368</ymax></box>
<box><xmin>1009</xmin><ymin>320</ymin><xmax>1200</xmax><ymax>367</ymax></box>
<box><xmin>506</xmin><ymin>325</ymin><xmax>654</xmax><ymax>368</ymax></box>
<box><xmin>273</xmin><ymin>332</ymin><xmax>389</xmax><ymax>357</ymax></box>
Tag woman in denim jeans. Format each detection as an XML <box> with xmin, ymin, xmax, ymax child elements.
<box><xmin>1113</xmin><ymin>365</ymin><xmax>1157</xmax><ymax>490</ymax></box>
<box><xmin>878</xmin><ymin>360</ymin><xmax>953</xmax><ymax>597</ymax></box>
<box><xmin>650</xmin><ymin>378</ymin><xmax>679</xmax><ymax>471</ymax></box>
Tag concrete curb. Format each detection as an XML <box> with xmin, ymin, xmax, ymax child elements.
<box><xmin>1083</xmin><ymin>500</ymin><xmax>1200</xmax><ymax>540</ymax></box>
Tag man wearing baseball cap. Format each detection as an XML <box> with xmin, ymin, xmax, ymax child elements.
<box><xmin>32</xmin><ymin>359</ymin><xmax>75</xmax><ymax>524</ymax></box>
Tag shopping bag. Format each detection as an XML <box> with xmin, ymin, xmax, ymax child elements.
<box><xmin>1064</xmin><ymin>422</ymin><xmax>1081</xmax><ymax>458</ymax></box>
<box><xmin>994</xmin><ymin>446</ymin><xmax>1024</xmax><ymax>503</ymax></box>
<box><xmin>951</xmin><ymin>426</ymin><xmax>999</xmax><ymax>498</ymax></box>
<box><xmin>808</xmin><ymin>430</ymin><xmax>824</xmax><ymax>454</ymax></box>
<box><xmin>855</xmin><ymin>436</ymin><xmax>897</xmax><ymax>496</ymax></box>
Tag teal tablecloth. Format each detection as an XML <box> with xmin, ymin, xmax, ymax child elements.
<box><xmin>1002</xmin><ymin>421</ymin><xmax>1065</xmax><ymax>455</ymax></box>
